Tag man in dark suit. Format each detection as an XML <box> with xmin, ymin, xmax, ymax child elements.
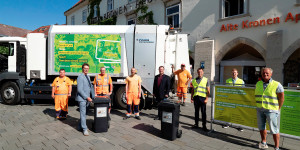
<box><xmin>76</xmin><ymin>63</ymin><xmax>95</xmax><ymax>136</ymax></box>
<box><xmin>153</xmin><ymin>66</ymin><xmax>170</xmax><ymax>120</ymax></box>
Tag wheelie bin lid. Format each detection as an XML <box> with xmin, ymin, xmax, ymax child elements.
<box><xmin>93</xmin><ymin>96</ymin><xmax>110</xmax><ymax>104</ymax></box>
<box><xmin>158</xmin><ymin>100</ymin><xmax>180</xmax><ymax>109</ymax></box>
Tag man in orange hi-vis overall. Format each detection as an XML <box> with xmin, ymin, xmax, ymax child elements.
<box><xmin>93</xmin><ymin>67</ymin><xmax>113</xmax><ymax>116</ymax></box>
<box><xmin>123</xmin><ymin>67</ymin><xmax>142</xmax><ymax>120</ymax></box>
<box><xmin>172</xmin><ymin>64</ymin><xmax>192</xmax><ymax>106</ymax></box>
<box><xmin>51</xmin><ymin>69</ymin><xmax>72</xmax><ymax>120</ymax></box>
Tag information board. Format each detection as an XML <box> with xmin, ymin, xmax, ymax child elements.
<box><xmin>54</xmin><ymin>34</ymin><xmax>121</xmax><ymax>74</ymax></box>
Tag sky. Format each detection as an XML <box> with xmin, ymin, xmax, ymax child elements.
<box><xmin>0</xmin><ymin>0</ymin><xmax>79</xmax><ymax>31</ymax></box>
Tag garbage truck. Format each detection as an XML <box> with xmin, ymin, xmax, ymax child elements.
<box><xmin>0</xmin><ymin>25</ymin><xmax>190</xmax><ymax>109</ymax></box>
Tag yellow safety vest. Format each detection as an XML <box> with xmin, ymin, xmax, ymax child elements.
<box><xmin>192</xmin><ymin>77</ymin><xmax>208</xmax><ymax>97</ymax></box>
<box><xmin>226</xmin><ymin>78</ymin><xmax>244</xmax><ymax>86</ymax></box>
<box><xmin>255</xmin><ymin>80</ymin><xmax>279</xmax><ymax>110</ymax></box>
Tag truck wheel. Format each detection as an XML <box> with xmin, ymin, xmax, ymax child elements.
<box><xmin>1</xmin><ymin>82</ymin><xmax>20</xmax><ymax>105</ymax></box>
<box><xmin>115</xmin><ymin>86</ymin><xmax>127</xmax><ymax>109</ymax></box>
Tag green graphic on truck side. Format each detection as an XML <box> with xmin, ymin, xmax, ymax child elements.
<box><xmin>54</xmin><ymin>34</ymin><xmax>121</xmax><ymax>74</ymax></box>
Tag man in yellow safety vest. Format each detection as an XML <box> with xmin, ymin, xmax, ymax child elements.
<box><xmin>226</xmin><ymin>68</ymin><xmax>245</xmax><ymax>86</ymax></box>
<box><xmin>255</xmin><ymin>67</ymin><xmax>284</xmax><ymax>150</ymax></box>
<box><xmin>190</xmin><ymin>68</ymin><xmax>210</xmax><ymax>132</ymax></box>
<box><xmin>223</xmin><ymin>68</ymin><xmax>245</xmax><ymax>131</ymax></box>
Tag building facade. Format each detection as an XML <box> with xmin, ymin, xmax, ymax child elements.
<box><xmin>64</xmin><ymin>0</ymin><xmax>300</xmax><ymax>85</ymax></box>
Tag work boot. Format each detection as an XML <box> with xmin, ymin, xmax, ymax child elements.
<box><xmin>135</xmin><ymin>116</ymin><xmax>141</xmax><ymax>120</ymax></box>
<box><xmin>182</xmin><ymin>102</ymin><xmax>186</xmax><ymax>106</ymax></box>
<box><xmin>123</xmin><ymin>116</ymin><xmax>130</xmax><ymax>120</ymax></box>
<box><xmin>192</xmin><ymin>124</ymin><xmax>199</xmax><ymax>129</ymax></box>
<box><xmin>202</xmin><ymin>127</ymin><xmax>209</xmax><ymax>132</ymax></box>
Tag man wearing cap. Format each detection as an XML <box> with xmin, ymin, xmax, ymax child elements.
<box><xmin>172</xmin><ymin>64</ymin><xmax>192</xmax><ymax>106</ymax></box>
<box><xmin>255</xmin><ymin>67</ymin><xmax>284</xmax><ymax>150</ymax></box>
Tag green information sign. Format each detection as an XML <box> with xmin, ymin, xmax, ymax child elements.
<box><xmin>280</xmin><ymin>90</ymin><xmax>300</xmax><ymax>137</ymax></box>
<box><xmin>214</xmin><ymin>86</ymin><xmax>258</xmax><ymax>128</ymax></box>
<box><xmin>54</xmin><ymin>34</ymin><xmax>121</xmax><ymax>74</ymax></box>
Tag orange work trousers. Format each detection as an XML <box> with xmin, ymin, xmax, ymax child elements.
<box><xmin>55</xmin><ymin>95</ymin><xmax>68</xmax><ymax>117</ymax></box>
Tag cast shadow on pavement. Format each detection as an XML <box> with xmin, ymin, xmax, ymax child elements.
<box><xmin>139</xmin><ymin>112</ymin><xmax>157</xmax><ymax>119</ymax></box>
<box><xmin>181</xmin><ymin>124</ymin><xmax>289</xmax><ymax>150</ymax></box>
<box><xmin>180</xmin><ymin>113</ymin><xmax>197</xmax><ymax>120</ymax></box>
<box><xmin>132</xmin><ymin>123</ymin><xmax>161</xmax><ymax>138</ymax></box>
<box><xmin>110</xmin><ymin>109</ymin><xmax>127</xmax><ymax>119</ymax></box>
<box><xmin>208</xmin><ymin>130</ymin><xmax>289</xmax><ymax>150</ymax></box>
<box><xmin>109</xmin><ymin>108</ymin><xmax>158</xmax><ymax>119</ymax></box>
<box><xmin>43</xmin><ymin>108</ymin><xmax>94</xmax><ymax>132</ymax></box>
<box><xmin>181</xmin><ymin>125</ymin><xmax>210</xmax><ymax>135</ymax></box>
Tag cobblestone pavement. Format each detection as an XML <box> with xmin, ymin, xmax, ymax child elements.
<box><xmin>0</xmin><ymin>95</ymin><xmax>299</xmax><ymax>150</ymax></box>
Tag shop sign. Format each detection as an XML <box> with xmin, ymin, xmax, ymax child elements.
<box><xmin>104</xmin><ymin>0</ymin><xmax>153</xmax><ymax>19</ymax></box>
<box><xmin>220</xmin><ymin>12</ymin><xmax>300</xmax><ymax>32</ymax></box>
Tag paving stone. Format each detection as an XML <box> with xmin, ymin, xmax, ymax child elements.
<box><xmin>120</xmin><ymin>141</ymin><xmax>135</xmax><ymax>149</ymax></box>
<box><xmin>23</xmin><ymin>143</ymin><xmax>45</xmax><ymax>150</ymax></box>
<box><xmin>163</xmin><ymin>141</ymin><xmax>181</xmax><ymax>150</ymax></box>
<box><xmin>0</xmin><ymin>129</ymin><xmax>7</xmax><ymax>134</ymax></box>
<box><xmin>0</xmin><ymin>97</ymin><xmax>299</xmax><ymax>150</ymax></box>
<box><xmin>42</xmin><ymin>139</ymin><xmax>58</xmax><ymax>147</ymax></box>
<box><xmin>64</xmin><ymin>138</ymin><xmax>85</xmax><ymax>147</ymax></box>
<box><xmin>52</xmin><ymin>142</ymin><xmax>68</xmax><ymax>150</ymax></box>
<box><xmin>132</xmin><ymin>143</ymin><xmax>154</xmax><ymax>150</ymax></box>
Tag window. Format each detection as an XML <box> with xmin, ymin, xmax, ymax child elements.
<box><xmin>296</xmin><ymin>0</ymin><xmax>300</xmax><ymax>6</ymax></box>
<box><xmin>166</xmin><ymin>4</ymin><xmax>180</xmax><ymax>28</ymax></box>
<box><xmin>127</xmin><ymin>19</ymin><xmax>136</xmax><ymax>25</ymax></box>
<box><xmin>93</xmin><ymin>5</ymin><xmax>97</xmax><ymax>18</ymax></box>
<box><xmin>222</xmin><ymin>0</ymin><xmax>248</xmax><ymax>18</ymax></box>
<box><xmin>0</xmin><ymin>43</ymin><xmax>14</xmax><ymax>56</ymax></box>
<box><xmin>71</xmin><ymin>16</ymin><xmax>75</xmax><ymax>25</ymax></box>
<box><xmin>107</xmin><ymin>0</ymin><xmax>113</xmax><ymax>11</ymax></box>
<box><xmin>82</xmin><ymin>9</ymin><xmax>87</xmax><ymax>22</ymax></box>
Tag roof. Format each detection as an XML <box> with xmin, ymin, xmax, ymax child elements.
<box><xmin>64</xmin><ymin>0</ymin><xmax>86</xmax><ymax>15</ymax></box>
<box><xmin>25</xmin><ymin>25</ymin><xmax>51</xmax><ymax>37</ymax></box>
<box><xmin>0</xmin><ymin>24</ymin><xmax>32</xmax><ymax>37</ymax></box>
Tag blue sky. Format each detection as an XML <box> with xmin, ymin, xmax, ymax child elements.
<box><xmin>0</xmin><ymin>0</ymin><xmax>79</xmax><ymax>30</ymax></box>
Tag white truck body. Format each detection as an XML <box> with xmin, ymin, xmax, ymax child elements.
<box><xmin>0</xmin><ymin>25</ymin><xmax>190</xmax><ymax>108</ymax></box>
<box><xmin>47</xmin><ymin>25</ymin><xmax>190</xmax><ymax>94</ymax></box>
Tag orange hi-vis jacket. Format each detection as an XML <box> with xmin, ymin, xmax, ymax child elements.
<box><xmin>95</xmin><ymin>74</ymin><xmax>111</xmax><ymax>94</ymax></box>
<box><xmin>54</xmin><ymin>77</ymin><xmax>69</xmax><ymax>95</ymax></box>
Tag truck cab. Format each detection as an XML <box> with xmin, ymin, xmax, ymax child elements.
<box><xmin>0</xmin><ymin>37</ymin><xmax>27</xmax><ymax>104</ymax></box>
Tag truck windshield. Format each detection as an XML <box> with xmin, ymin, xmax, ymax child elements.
<box><xmin>0</xmin><ymin>43</ymin><xmax>14</xmax><ymax>56</ymax></box>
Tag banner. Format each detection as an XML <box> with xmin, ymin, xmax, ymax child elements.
<box><xmin>280</xmin><ymin>90</ymin><xmax>300</xmax><ymax>137</ymax></box>
<box><xmin>54</xmin><ymin>34</ymin><xmax>121</xmax><ymax>74</ymax></box>
<box><xmin>214</xmin><ymin>86</ymin><xmax>258</xmax><ymax>128</ymax></box>
<box><xmin>214</xmin><ymin>85</ymin><xmax>300</xmax><ymax>139</ymax></box>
